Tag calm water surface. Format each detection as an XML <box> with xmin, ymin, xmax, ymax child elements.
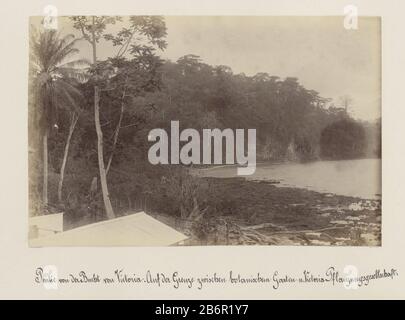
<box><xmin>198</xmin><ymin>159</ymin><xmax>381</xmax><ymax>199</ymax></box>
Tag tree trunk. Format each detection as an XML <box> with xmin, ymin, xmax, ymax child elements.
<box><xmin>94</xmin><ymin>86</ymin><xmax>115</xmax><ymax>219</ymax></box>
<box><xmin>43</xmin><ymin>131</ymin><xmax>48</xmax><ymax>207</ymax></box>
<box><xmin>91</xmin><ymin>17</ymin><xmax>115</xmax><ymax>219</ymax></box>
<box><xmin>58</xmin><ymin>112</ymin><xmax>78</xmax><ymax>204</ymax></box>
<box><xmin>106</xmin><ymin>85</ymin><xmax>126</xmax><ymax>175</ymax></box>
<box><xmin>127</xmin><ymin>194</ymin><xmax>132</xmax><ymax>210</ymax></box>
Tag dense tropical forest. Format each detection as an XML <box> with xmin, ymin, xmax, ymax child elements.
<box><xmin>28</xmin><ymin>16</ymin><xmax>381</xmax><ymax>240</ymax></box>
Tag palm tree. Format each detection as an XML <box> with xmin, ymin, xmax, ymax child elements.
<box><xmin>30</xmin><ymin>27</ymin><xmax>88</xmax><ymax>207</ymax></box>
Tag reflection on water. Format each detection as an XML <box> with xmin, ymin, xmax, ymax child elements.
<box><xmin>198</xmin><ymin>159</ymin><xmax>381</xmax><ymax>199</ymax></box>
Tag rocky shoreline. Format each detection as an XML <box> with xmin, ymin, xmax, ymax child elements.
<box><xmin>153</xmin><ymin>177</ymin><xmax>381</xmax><ymax>246</ymax></box>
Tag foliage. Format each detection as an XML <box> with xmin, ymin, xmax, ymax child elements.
<box><xmin>29</xmin><ymin>28</ymin><xmax>87</xmax><ymax>133</ymax></box>
<box><xmin>29</xmin><ymin>18</ymin><xmax>380</xmax><ymax>223</ymax></box>
<box><xmin>320</xmin><ymin>119</ymin><xmax>366</xmax><ymax>159</ymax></box>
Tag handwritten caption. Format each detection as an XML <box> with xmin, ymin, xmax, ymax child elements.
<box><xmin>34</xmin><ymin>266</ymin><xmax>399</xmax><ymax>290</ymax></box>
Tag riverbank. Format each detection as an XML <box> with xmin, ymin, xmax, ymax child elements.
<box><xmin>152</xmin><ymin>176</ymin><xmax>381</xmax><ymax>246</ymax></box>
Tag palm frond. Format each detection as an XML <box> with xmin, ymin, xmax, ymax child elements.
<box><xmin>58</xmin><ymin>58</ymin><xmax>90</xmax><ymax>69</ymax></box>
<box><xmin>57</xmin><ymin>68</ymin><xmax>88</xmax><ymax>82</ymax></box>
<box><xmin>48</xmin><ymin>35</ymin><xmax>81</xmax><ymax>67</ymax></box>
<box><xmin>58</xmin><ymin>78</ymin><xmax>83</xmax><ymax>98</ymax></box>
<box><xmin>54</xmin><ymin>82</ymin><xmax>82</xmax><ymax>114</ymax></box>
<box><xmin>30</xmin><ymin>28</ymin><xmax>84</xmax><ymax>129</ymax></box>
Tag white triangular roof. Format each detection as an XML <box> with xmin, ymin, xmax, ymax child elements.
<box><xmin>29</xmin><ymin>212</ymin><xmax>188</xmax><ymax>247</ymax></box>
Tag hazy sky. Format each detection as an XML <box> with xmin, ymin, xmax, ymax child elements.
<box><xmin>35</xmin><ymin>16</ymin><xmax>381</xmax><ymax>121</ymax></box>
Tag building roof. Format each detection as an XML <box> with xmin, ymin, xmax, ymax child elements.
<box><xmin>29</xmin><ymin>212</ymin><xmax>188</xmax><ymax>247</ymax></box>
<box><xmin>29</xmin><ymin>213</ymin><xmax>64</xmax><ymax>233</ymax></box>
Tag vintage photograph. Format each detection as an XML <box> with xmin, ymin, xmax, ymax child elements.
<box><xmin>28</xmin><ymin>16</ymin><xmax>381</xmax><ymax>246</ymax></box>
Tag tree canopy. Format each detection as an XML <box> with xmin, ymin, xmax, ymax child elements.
<box><xmin>28</xmin><ymin>18</ymin><xmax>380</xmax><ymax>225</ymax></box>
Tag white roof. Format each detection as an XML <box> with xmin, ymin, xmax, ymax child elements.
<box><xmin>29</xmin><ymin>213</ymin><xmax>64</xmax><ymax>232</ymax></box>
<box><xmin>29</xmin><ymin>212</ymin><xmax>188</xmax><ymax>247</ymax></box>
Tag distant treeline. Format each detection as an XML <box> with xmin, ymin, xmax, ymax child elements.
<box><xmin>142</xmin><ymin>54</ymin><xmax>380</xmax><ymax>162</ymax></box>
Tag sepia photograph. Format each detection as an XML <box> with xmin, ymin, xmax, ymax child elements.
<box><xmin>28</xmin><ymin>15</ymin><xmax>381</xmax><ymax>247</ymax></box>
